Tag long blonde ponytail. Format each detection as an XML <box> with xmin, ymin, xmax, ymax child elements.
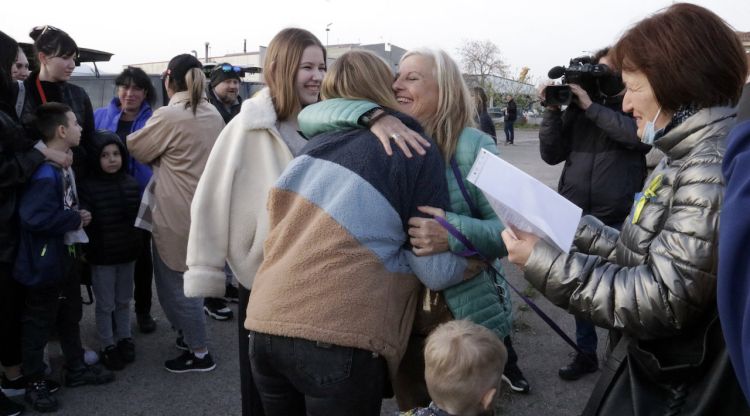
<box><xmin>184</xmin><ymin>67</ymin><xmax>206</xmax><ymax>116</ymax></box>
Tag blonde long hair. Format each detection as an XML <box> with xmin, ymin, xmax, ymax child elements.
<box><xmin>183</xmin><ymin>68</ymin><xmax>205</xmax><ymax>116</ymax></box>
<box><xmin>401</xmin><ymin>48</ymin><xmax>474</xmax><ymax>162</ymax></box>
<box><xmin>321</xmin><ymin>50</ymin><xmax>398</xmax><ymax>109</ymax></box>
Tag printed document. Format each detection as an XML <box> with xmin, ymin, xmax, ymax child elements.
<box><xmin>467</xmin><ymin>149</ymin><xmax>582</xmax><ymax>253</ymax></box>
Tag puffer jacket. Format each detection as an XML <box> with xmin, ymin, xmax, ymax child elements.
<box><xmin>78</xmin><ymin>133</ymin><xmax>141</xmax><ymax>265</ymax></box>
<box><xmin>94</xmin><ymin>97</ymin><xmax>153</xmax><ymax>195</ymax></box>
<box><xmin>524</xmin><ymin>106</ymin><xmax>735</xmax><ymax>340</ymax></box>
<box><xmin>441</xmin><ymin>127</ymin><xmax>512</xmax><ymax>339</ymax></box>
<box><xmin>298</xmin><ymin>99</ymin><xmax>513</xmax><ymax>338</ymax></box>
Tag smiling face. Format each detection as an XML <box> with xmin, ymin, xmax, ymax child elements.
<box><xmin>392</xmin><ymin>54</ymin><xmax>439</xmax><ymax>124</ymax></box>
<box><xmin>39</xmin><ymin>52</ymin><xmax>76</xmax><ymax>82</ymax></box>
<box><xmin>214</xmin><ymin>78</ymin><xmax>240</xmax><ymax>105</ymax></box>
<box><xmin>295</xmin><ymin>46</ymin><xmax>326</xmax><ymax>108</ymax></box>
<box><xmin>99</xmin><ymin>143</ymin><xmax>123</xmax><ymax>174</ymax></box>
<box><xmin>622</xmin><ymin>70</ymin><xmax>673</xmax><ymax>139</ymax></box>
<box><xmin>117</xmin><ymin>83</ymin><xmax>146</xmax><ymax>115</ymax></box>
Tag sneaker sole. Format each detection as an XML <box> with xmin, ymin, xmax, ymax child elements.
<box><xmin>1</xmin><ymin>387</ymin><xmax>25</xmax><ymax>397</ymax></box>
<box><xmin>501</xmin><ymin>374</ymin><xmax>530</xmax><ymax>393</ymax></box>
<box><xmin>224</xmin><ymin>297</ymin><xmax>239</xmax><ymax>303</ymax></box>
<box><xmin>164</xmin><ymin>363</ymin><xmax>216</xmax><ymax>373</ymax></box>
<box><xmin>203</xmin><ymin>306</ymin><xmax>232</xmax><ymax>321</ymax></box>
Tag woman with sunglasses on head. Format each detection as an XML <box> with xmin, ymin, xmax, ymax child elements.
<box><xmin>127</xmin><ymin>54</ymin><xmax>224</xmax><ymax>374</ymax></box>
<box><xmin>22</xmin><ymin>25</ymin><xmax>95</xmax><ymax>180</ymax></box>
<box><xmin>93</xmin><ymin>66</ymin><xmax>158</xmax><ymax>334</ymax></box>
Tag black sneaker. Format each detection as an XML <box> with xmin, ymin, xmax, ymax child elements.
<box><xmin>0</xmin><ymin>374</ymin><xmax>25</xmax><ymax>397</ymax></box>
<box><xmin>164</xmin><ymin>351</ymin><xmax>216</xmax><ymax>373</ymax></box>
<box><xmin>175</xmin><ymin>336</ymin><xmax>189</xmax><ymax>351</ymax></box>
<box><xmin>137</xmin><ymin>313</ymin><xmax>157</xmax><ymax>334</ymax></box>
<box><xmin>224</xmin><ymin>284</ymin><xmax>239</xmax><ymax>303</ymax></box>
<box><xmin>25</xmin><ymin>380</ymin><xmax>56</xmax><ymax>413</ymax></box>
<box><xmin>117</xmin><ymin>338</ymin><xmax>136</xmax><ymax>364</ymax></box>
<box><xmin>502</xmin><ymin>364</ymin><xmax>530</xmax><ymax>394</ymax></box>
<box><xmin>100</xmin><ymin>345</ymin><xmax>125</xmax><ymax>371</ymax></box>
<box><xmin>204</xmin><ymin>298</ymin><xmax>233</xmax><ymax>321</ymax></box>
<box><xmin>558</xmin><ymin>352</ymin><xmax>598</xmax><ymax>381</ymax></box>
<box><xmin>1</xmin><ymin>376</ymin><xmax>59</xmax><ymax>397</ymax></box>
<box><xmin>64</xmin><ymin>363</ymin><xmax>115</xmax><ymax>387</ymax></box>
<box><xmin>0</xmin><ymin>390</ymin><xmax>24</xmax><ymax>416</ymax></box>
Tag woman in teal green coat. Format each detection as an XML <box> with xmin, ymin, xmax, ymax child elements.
<box><xmin>298</xmin><ymin>48</ymin><xmax>529</xmax><ymax>409</ymax></box>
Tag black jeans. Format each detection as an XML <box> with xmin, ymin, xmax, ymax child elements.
<box><xmin>22</xmin><ymin>260</ymin><xmax>85</xmax><ymax>381</ymax></box>
<box><xmin>0</xmin><ymin>263</ymin><xmax>25</xmax><ymax>367</ymax></box>
<box><xmin>504</xmin><ymin>120</ymin><xmax>515</xmax><ymax>143</ymax></box>
<box><xmin>133</xmin><ymin>231</ymin><xmax>153</xmax><ymax>315</ymax></box>
<box><xmin>239</xmin><ymin>286</ymin><xmax>265</xmax><ymax>416</ymax></box>
<box><xmin>249</xmin><ymin>332</ymin><xmax>387</xmax><ymax>416</ymax></box>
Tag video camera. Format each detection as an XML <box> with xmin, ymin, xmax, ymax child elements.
<box><xmin>543</xmin><ymin>56</ymin><xmax>624</xmax><ymax>107</ymax></box>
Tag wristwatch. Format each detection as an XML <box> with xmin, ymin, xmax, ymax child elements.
<box><xmin>359</xmin><ymin>107</ymin><xmax>386</xmax><ymax>128</ymax></box>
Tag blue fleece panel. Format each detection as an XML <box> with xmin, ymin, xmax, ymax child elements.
<box><xmin>277</xmin><ymin>155</ymin><xmax>467</xmax><ymax>289</ymax></box>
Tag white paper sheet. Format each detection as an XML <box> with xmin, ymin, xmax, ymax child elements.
<box><xmin>467</xmin><ymin>149</ymin><xmax>582</xmax><ymax>253</ymax></box>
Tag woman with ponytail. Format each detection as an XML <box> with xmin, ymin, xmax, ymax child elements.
<box><xmin>128</xmin><ymin>54</ymin><xmax>224</xmax><ymax>373</ymax></box>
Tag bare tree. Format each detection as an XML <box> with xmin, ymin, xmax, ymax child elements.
<box><xmin>457</xmin><ymin>39</ymin><xmax>508</xmax><ymax>89</ymax></box>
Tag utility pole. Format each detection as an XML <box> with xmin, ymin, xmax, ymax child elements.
<box><xmin>326</xmin><ymin>23</ymin><xmax>333</xmax><ymax>48</ymax></box>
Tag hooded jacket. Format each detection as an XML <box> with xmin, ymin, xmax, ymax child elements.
<box><xmin>78</xmin><ymin>132</ymin><xmax>141</xmax><ymax>265</ymax></box>
<box><xmin>525</xmin><ymin>106</ymin><xmax>735</xmax><ymax>339</ymax></box>
<box><xmin>94</xmin><ymin>97</ymin><xmax>153</xmax><ymax>195</ymax></box>
<box><xmin>539</xmin><ymin>97</ymin><xmax>650</xmax><ymax>225</ymax></box>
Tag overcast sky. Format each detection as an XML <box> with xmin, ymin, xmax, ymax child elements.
<box><xmin>2</xmin><ymin>0</ymin><xmax>747</xmax><ymax>81</ymax></box>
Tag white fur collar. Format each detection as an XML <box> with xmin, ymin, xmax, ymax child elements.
<box><xmin>237</xmin><ymin>87</ymin><xmax>278</xmax><ymax>130</ymax></box>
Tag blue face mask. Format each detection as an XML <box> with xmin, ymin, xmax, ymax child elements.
<box><xmin>642</xmin><ymin>106</ymin><xmax>662</xmax><ymax>145</ymax></box>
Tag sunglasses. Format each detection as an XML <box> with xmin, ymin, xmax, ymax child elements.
<box><xmin>219</xmin><ymin>64</ymin><xmax>242</xmax><ymax>74</ymax></box>
<box><xmin>33</xmin><ymin>25</ymin><xmax>64</xmax><ymax>36</ymax></box>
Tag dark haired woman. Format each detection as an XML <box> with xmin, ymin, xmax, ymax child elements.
<box><xmin>503</xmin><ymin>3</ymin><xmax>750</xmax><ymax>415</ymax></box>
<box><xmin>94</xmin><ymin>66</ymin><xmax>157</xmax><ymax>334</ymax></box>
<box><xmin>22</xmin><ymin>25</ymin><xmax>95</xmax><ymax>180</ymax></box>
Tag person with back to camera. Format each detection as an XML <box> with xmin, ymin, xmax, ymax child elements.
<box><xmin>94</xmin><ymin>66</ymin><xmax>158</xmax><ymax>334</ymax></box>
<box><xmin>78</xmin><ymin>130</ymin><xmax>141</xmax><ymax>372</ymax></box>
<box><xmin>503</xmin><ymin>3</ymin><xmax>750</xmax><ymax>415</ymax></box>
<box><xmin>16</xmin><ymin>103</ymin><xmax>114</xmax><ymax>413</ymax></box>
<box><xmin>299</xmin><ymin>47</ymin><xmax>530</xmax><ymax>405</ymax></box>
<box><xmin>0</xmin><ymin>29</ymin><xmax>73</xmax><ymax>416</ymax></box>
<box><xmin>537</xmin><ymin>47</ymin><xmax>650</xmax><ymax>381</ymax></box>
<box><xmin>245</xmin><ymin>49</ymin><xmax>481</xmax><ymax>416</ymax></box>
<box><xmin>128</xmin><ymin>54</ymin><xmax>224</xmax><ymax>374</ymax></box>
<box><xmin>402</xmin><ymin>320</ymin><xmax>507</xmax><ymax>416</ymax></box>
<box><xmin>22</xmin><ymin>25</ymin><xmax>95</xmax><ymax>180</ymax></box>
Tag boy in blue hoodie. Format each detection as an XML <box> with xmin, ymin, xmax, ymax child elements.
<box><xmin>15</xmin><ymin>103</ymin><xmax>114</xmax><ymax>413</ymax></box>
<box><xmin>78</xmin><ymin>130</ymin><xmax>141</xmax><ymax>371</ymax></box>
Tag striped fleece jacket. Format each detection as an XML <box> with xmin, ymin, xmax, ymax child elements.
<box><xmin>246</xmin><ymin>112</ymin><xmax>471</xmax><ymax>378</ymax></box>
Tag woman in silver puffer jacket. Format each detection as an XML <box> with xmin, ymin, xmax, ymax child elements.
<box><xmin>503</xmin><ymin>4</ymin><xmax>749</xmax><ymax>416</ymax></box>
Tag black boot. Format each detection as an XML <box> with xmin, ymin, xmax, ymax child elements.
<box><xmin>558</xmin><ymin>352</ymin><xmax>598</xmax><ymax>381</ymax></box>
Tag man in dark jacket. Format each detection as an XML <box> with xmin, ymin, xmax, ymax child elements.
<box><xmin>207</xmin><ymin>63</ymin><xmax>243</xmax><ymax>124</ymax></box>
<box><xmin>538</xmin><ymin>49</ymin><xmax>649</xmax><ymax>381</ymax></box>
<box><xmin>204</xmin><ymin>62</ymin><xmax>243</xmax><ymax>321</ymax></box>
<box><xmin>504</xmin><ymin>95</ymin><xmax>517</xmax><ymax>144</ymax></box>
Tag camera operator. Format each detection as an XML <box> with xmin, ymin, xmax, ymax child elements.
<box><xmin>538</xmin><ymin>47</ymin><xmax>650</xmax><ymax>381</ymax></box>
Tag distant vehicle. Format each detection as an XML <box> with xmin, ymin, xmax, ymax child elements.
<box><xmin>488</xmin><ymin>107</ymin><xmax>504</xmax><ymax>126</ymax></box>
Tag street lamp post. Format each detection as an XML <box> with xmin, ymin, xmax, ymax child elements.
<box><xmin>326</xmin><ymin>23</ymin><xmax>333</xmax><ymax>48</ymax></box>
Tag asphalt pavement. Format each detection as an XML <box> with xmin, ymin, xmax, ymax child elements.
<box><xmin>15</xmin><ymin>128</ymin><xmax>606</xmax><ymax>416</ymax></box>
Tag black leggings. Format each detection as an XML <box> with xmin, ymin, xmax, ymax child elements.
<box><xmin>0</xmin><ymin>263</ymin><xmax>24</xmax><ymax>367</ymax></box>
<box><xmin>238</xmin><ymin>285</ymin><xmax>265</xmax><ymax>416</ymax></box>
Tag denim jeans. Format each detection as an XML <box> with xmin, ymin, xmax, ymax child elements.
<box><xmin>249</xmin><ymin>332</ymin><xmax>386</xmax><ymax>416</ymax></box>
<box><xmin>504</xmin><ymin>121</ymin><xmax>515</xmax><ymax>143</ymax></box>
<box><xmin>91</xmin><ymin>262</ymin><xmax>135</xmax><ymax>347</ymax></box>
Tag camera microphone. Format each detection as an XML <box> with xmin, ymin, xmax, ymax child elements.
<box><xmin>548</xmin><ymin>66</ymin><xmax>566</xmax><ymax>79</ymax></box>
